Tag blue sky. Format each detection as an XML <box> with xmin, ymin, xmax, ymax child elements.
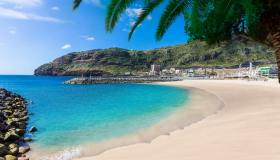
<box><xmin>0</xmin><ymin>0</ymin><xmax>187</xmax><ymax>75</ymax></box>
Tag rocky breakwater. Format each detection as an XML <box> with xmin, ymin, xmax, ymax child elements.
<box><xmin>64</xmin><ymin>76</ymin><xmax>184</xmax><ymax>84</ymax></box>
<box><xmin>0</xmin><ymin>89</ymin><xmax>31</xmax><ymax>160</ymax></box>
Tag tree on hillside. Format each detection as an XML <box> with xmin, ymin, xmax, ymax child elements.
<box><xmin>73</xmin><ymin>0</ymin><xmax>280</xmax><ymax>82</ymax></box>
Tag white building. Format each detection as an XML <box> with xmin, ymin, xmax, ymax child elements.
<box><xmin>175</xmin><ymin>69</ymin><xmax>182</xmax><ymax>75</ymax></box>
<box><xmin>149</xmin><ymin>64</ymin><xmax>161</xmax><ymax>75</ymax></box>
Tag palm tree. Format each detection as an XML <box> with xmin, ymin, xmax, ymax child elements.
<box><xmin>73</xmin><ymin>0</ymin><xmax>280</xmax><ymax>82</ymax></box>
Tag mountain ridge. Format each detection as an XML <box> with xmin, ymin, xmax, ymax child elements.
<box><xmin>34</xmin><ymin>37</ymin><xmax>276</xmax><ymax>76</ymax></box>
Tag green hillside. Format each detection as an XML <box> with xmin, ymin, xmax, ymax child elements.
<box><xmin>35</xmin><ymin>37</ymin><xmax>275</xmax><ymax>76</ymax></box>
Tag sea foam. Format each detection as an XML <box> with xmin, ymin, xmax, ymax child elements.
<box><xmin>40</xmin><ymin>147</ymin><xmax>82</xmax><ymax>160</ymax></box>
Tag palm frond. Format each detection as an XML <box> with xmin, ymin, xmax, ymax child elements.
<box><xmin>187</xmin><ymin>0</ymin><xmax>208</xmax><ymax>40</ymax></box>
<box><xmin>240</xmin><ymin>0</ymin><xmax>264</xmax><ymax>38</ymax></box>
<box><xmin>156</xmin><ymin>0</ymin><xmax>191</xmax><ymax>40</ymax></box>
<box><xmin>128</xmin><ymin>0</ymin><xmax>164</xmax><ymax>40</ymax></box>
<box><xmin>73</xmin><ymin>0</ymin><xmax>82</xmax><ymax>10</ymax></box>
<box><xmin>106</xmin><ymin>0</ymin><xmax>136</xmax><ymax>32</ymax></box>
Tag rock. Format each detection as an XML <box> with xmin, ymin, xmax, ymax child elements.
<box><xmin>5</xmin><ymin>119</ymin><xmax>16</xmax><ymax>126</ymax></box>
<box><xmin>4</xmin><ymin>131</ymin><xmax>20</xmax><ymax>142</ymax></box>
<box><xmin>0</xmin><ymin>134</ymin><xmax>4</xmax><ymax>143</ymax></box>
<box><xmin>0</xmin><ymin>123</ymin><xmax>7</xmax><ymax>132</ymax></box>
<box><xmin>23</xmin><ymin>137</ymin><xmax>32</xmax><ymax>142</ymax></box>
<box><xmin>19</xmin><ymin>116</ymin><xmax>28</xmax><ymax>121</ymax></box>
<box><xmin>16</xmin><ymin>122</ymin><xmax>26</xmax><ymax>130</ymax></box>
<box><xmin>18</xmin><ymin>146</ymin><xmax>30</xmax><ymax>154</ymax></box>
<box><xmin>3</xmin><ymin>110</ymin><xmax>12</xmax><ymax>117</ymax></box>
<box><xmin>0</xmin><ymin>144</ymin><xmax>7</xmax><ymax>156</ymax></box>
<box><xmin>4</xmin><ymin>155</ymin><xmax>17</xmax><ymax>160</ymax></box>
<box><xmin>0</xmin><ymin>89</ymin><xmax>30</xmax><ymax>159</ymax></box>
<box><xmin>13</xmin><ymin>111</ymin><xmax>27</xmax><ymax>118</ymax></box>
<box><xmin>5</xmin><ymin>97</ymin><xmax>12</xmax><ymax>101</ymax></box>
<box><xmin>15</xmin><ymin>129</ymin><xmax>25</xmax><ymax>136</ymax></box>
<box><xmin>8</xmin><ymin>143</ymin><xmax>18</xmax><ymax>155</ymax></box>
<box><xmin>29</xmin><ymin>126</ymin><xmax>37</xmax><ymax>133</ymax></box>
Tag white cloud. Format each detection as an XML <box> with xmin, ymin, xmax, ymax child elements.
<box><xmin>129</xmin><ymin>21</ymin><xmax>136</xmax><ymax>27</ymax></box>
<box><xmin>82</xmin><ymin>35</ymin><xmax>95</xmax><ymax>41</ymax></box>
<box><xmin>0</xmin><ymin>7</ymin><xmax>63</xmax><ymax>23</ymax></box>
<box><xmin>61</xmin><ymin>44</ymin><xmax>71</xmax><ymax>50</ymax></box>
<box><xmin>126</xmin><ymin>8</ymin><xmax>143</xmax><ymax>18</ymax></box>
<box><xmin>51</xmin><ymin>6</ymin><xmax>59</xmax><ymax>11</ymax></box>
<box><xmin>9</xmin><ymin>29</ymin><xmax>16</xmax><ymax>35</ymax></box>
<box><xmin>126</xmin><ymin>8</ymin><xmax>152</xmax><ymax>21</ymax></box>
<box><xmin>87</xmin><ymin>37</ymin><xmax>95</xmax><ymax>41</ymax></box>
<box><xmin>8</xmin><ymin>26</ymin><xmax>17</xmax><ymax>35</ymax></box>
<box><xmin>122</xmin><ymin>8</ymin><xmax>151</xmax><ymax>32</ymax></box>
<box><xmin>0</xmin><ymin>0</ymin><xmax>43</xmax><ymax>8</ymax></box>
<box><xmin>124</xmin><ymin>8</ymin><xmax>152</xmax><ymax>28</ymax></box>
<box><xmin>90</xmin><ymin>0</ymin><xmax>103</xmax><ymax>8</ymax></box>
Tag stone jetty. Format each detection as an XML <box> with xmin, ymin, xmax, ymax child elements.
<box><xmin>64</xmin><ymin>76</ymin><xmax>183</xmax><ymax>84</ymax></box>
<box><xmin>0</xmin><ymin>89</ymin><xmax>30</xmax><ymax>160</ymax></box>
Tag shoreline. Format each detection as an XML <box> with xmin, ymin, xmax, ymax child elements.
<box><xmin>30</xmin><ymin>83</ymin><xmax>223</xmax><ymax>160</ymax></box>
<box><xmin>75</xmin><ymin>79</ymin><xmax>280</xmax><ymax>160</ymax></box>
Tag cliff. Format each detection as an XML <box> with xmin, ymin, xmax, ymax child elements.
<box><xmin>34</xmin><ymin>37</ymin><xmax>275</xmax><ymax>76</ymax></box>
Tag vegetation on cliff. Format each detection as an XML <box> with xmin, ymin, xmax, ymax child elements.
<box><xmin>35</xmin><ymin>37</ymin><xmax>275</xmax><ymax>76</ymax></box>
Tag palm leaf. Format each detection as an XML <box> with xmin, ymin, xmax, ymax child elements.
<box><xmin>73</xmin><ymin>0</ymin><xmax>82</xmax><ymax>10</ymax></box>
<box><xmin>106</xmin><ymin>0</ymin><xmax>136</xmax><ymax>32</ymax></box>
<box><xmin>156</xmin><ymin>0</ymin><xmax>191</xmax><ymax>40</ymax></box>
<box><xmin>240</xmin><ymin>0</ymin><xmax>264</xmax><ymax>38</ymax></box>
<box><xmin>128</xmin><ymin>0</ymin><xmax>164</xmax><ymax>40</ymax></box>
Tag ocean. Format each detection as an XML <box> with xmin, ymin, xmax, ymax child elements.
<box><xmin>0</xmin><ymin>75</ymin><xmax>189</xmax><ymax>159</ymax></box>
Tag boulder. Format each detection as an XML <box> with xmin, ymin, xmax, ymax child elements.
<box><xmin>4</xmin><ymin>155</ymin><xmax>17</xmax><ymax>160</ymax></box>
<box><xmin>0</xmin><ymin>123</ymin><xmax>7</xmax><ymax>132</ymax></box>
<box><xmin>23</xmin><ymin>137</ymin><xmax>32</xmax><ymax>142</ymax></box>
<box><xmin>19</xmin><ymin>116</ymin><xmax>28</xmax><ymax>121</ymax></box>
<box><xmin>29</xmin><ymin>126</ymin><xmax>37</xmax><ymax>133</ymax></box>
<box><xmin>4</xmin><ymin>131</ymin><xmax>20</xmax><ymax>142</ymax></box>
<box><xmin>13</xmin><ymin>111</ymin><xmax>26</xmax><ymax>118</ymax></box>
<box><xmin>8</xmin><ymin>143</ymin><xmax>18</xmax><ymax>155</ymax></box>
<box><xmin>5</xmin><ymin>97</ymin><xmax>12</xmax><ymax>101</ymax></box>
<box><xmin>15</xmin><ymin>129</ymin><xmax>25</xmax><ymax>136</ymax></box>
<box><xmin>18</xmin><ymin>146</ymin><xmax>30</xmax><ymax>154</ymax></box>
<box><xmin>0</xmin><ymin>133</ymin><xmax>4</xmax><ymax>143</ymax></box>
<box><xmin>16</xmin><ymin>122</ymin><xmax>26</xmax><ymax>130</ymax></box>
<box><xmin>3</xmin><ymin>110</ymin><xmax>12</xmax><ymax>117</ymax></box>
<box><xmin>5</xmin><ymin>119</ymin><xmax>16</xmax><ymax>126</ymax></box>
<box><xmin>0</xmin><ymin>144</ymin><xmax>7</xmax><ymax>156</ymax></box>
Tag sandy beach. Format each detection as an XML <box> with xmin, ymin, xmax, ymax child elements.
<box><xmin>77</xmin><ymin>79</ymin><xmax>280</xmax><ymax>160</ymax></box>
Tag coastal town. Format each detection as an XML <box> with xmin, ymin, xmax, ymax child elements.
<box><xmin>65</xmin><ymin>63</ymin><xmax>278</xmax><ymax>84</ymax></box>
<box><xmin>144</xmin><ymin>63</ymin><xmax>278</xmax><ymax>79</ymax></box>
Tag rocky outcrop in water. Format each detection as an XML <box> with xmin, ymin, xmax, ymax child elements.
<box><xmin>0</xmin><ymin>89</ymin><xmax>30</xmax><ymax>160</ymax></box>
<box><xmin>64</xmin><ymin>76</ymin><xmax>183</xmax><ymax>84</ymax></box>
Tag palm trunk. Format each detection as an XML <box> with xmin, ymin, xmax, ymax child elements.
<box><xmin>270</xmin><ymin>31</ymin><xmax>280</xmax><ymax>83</ymax></box>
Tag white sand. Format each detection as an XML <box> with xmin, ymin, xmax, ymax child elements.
<box><xmin>77</xmin><ymin>79</ymin><xmax>280</xmax><ymax>160</ymax></box>
<box><xmin>31</xmin><ymin>80</ymin><xmax>222</xmax><ymax>160</ymax></box>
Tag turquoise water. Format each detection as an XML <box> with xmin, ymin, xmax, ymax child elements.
<box><xmin>0</xmin><ymin>75</ymin><xmax>188</xmax><ymax>150</ymax></box>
